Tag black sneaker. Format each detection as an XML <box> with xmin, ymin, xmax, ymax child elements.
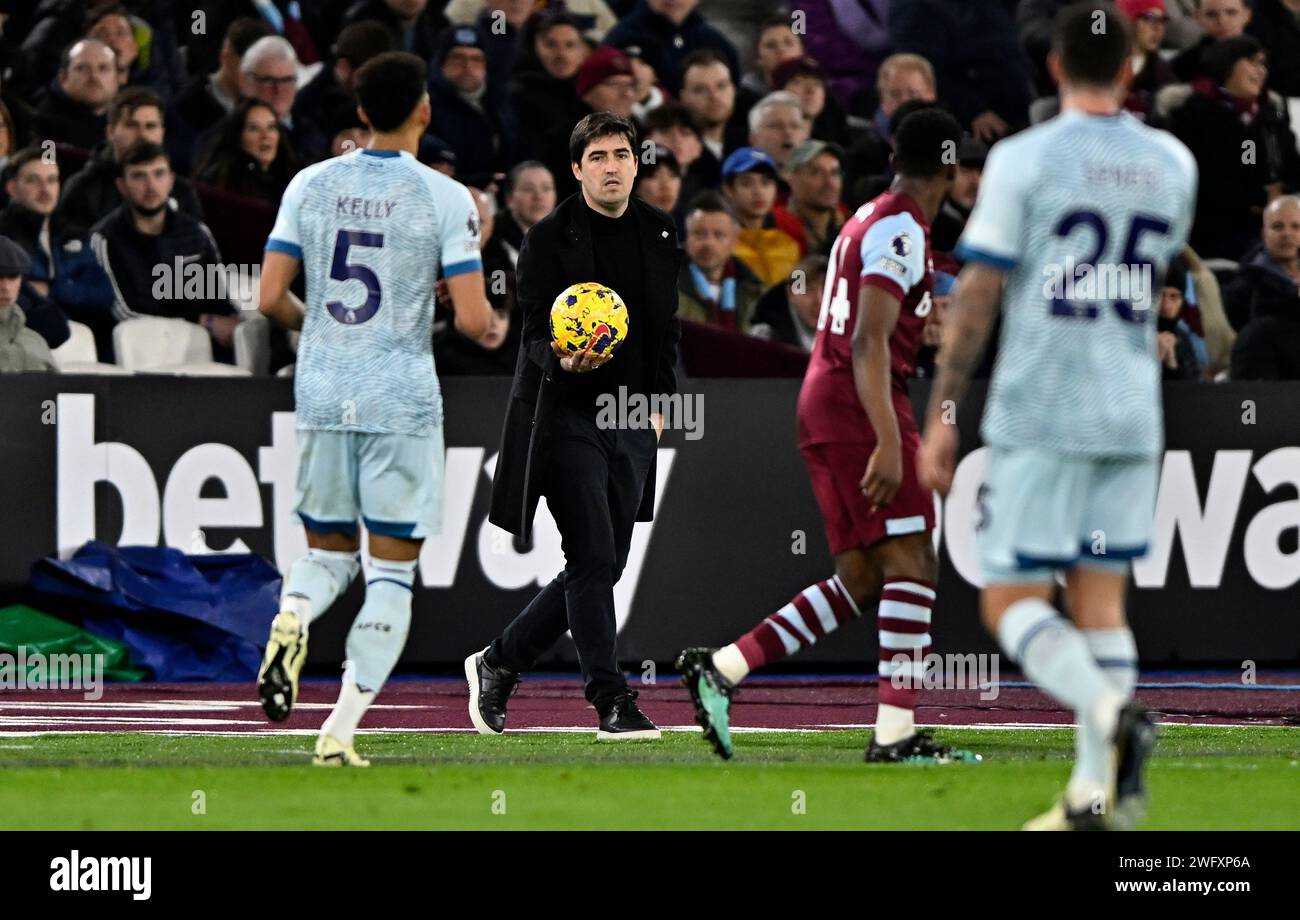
<box><xmin>464</xmin><ymin>647</ymin><xmax>519</xmax><ymax>735</ymax></box>
<box><xmin>865</xmin><ymin>729</ymin><xmax>981</xmax><ymax>764</ymax></box>
<box><xmin>1112</xmin><ymin>703</ymin><xmax>1158</xmax><ymax>830</ymax></box>
<box><xmin>596</xmin><ymin>691</ymin><xmax>662</xmax><ymax>741</ymax></box>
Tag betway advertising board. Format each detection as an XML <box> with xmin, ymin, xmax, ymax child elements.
<box><xmin>2</xmin><ymin>376</ymin><xmax>1296</xmax><ymax>666</ymax></box>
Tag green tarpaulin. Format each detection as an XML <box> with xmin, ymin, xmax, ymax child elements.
<box><xmin>0</xmin><ymin>605</ymin><xmax>148</xmax><ymax>681</ymax></box>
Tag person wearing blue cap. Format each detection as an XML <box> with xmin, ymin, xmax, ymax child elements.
<box><xmin>721</xmin><ymin>146</ymin><xmax>800</xmax><ymax>287</ymax></box>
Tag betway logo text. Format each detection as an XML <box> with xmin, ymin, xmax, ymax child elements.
<box><xmin>54</xmin><ymin>394</ymin><xmax>674</xmax><ymax>632</ymax></box>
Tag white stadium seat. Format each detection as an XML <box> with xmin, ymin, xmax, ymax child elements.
<box><xmin>234</xmin><ymin>312</ymin><xmax>271</xmax><ymax>375</ymax></box>
<box><xmin>52</xmin><ymin>321</ymin><xmax>129</xmax><ymax>374</ymax></box>
<box><xmin>113</xmin><ymin>316</ymin><xmax>252</xmax><ymax>377</ymax></box>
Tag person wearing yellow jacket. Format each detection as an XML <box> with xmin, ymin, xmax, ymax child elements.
<box><xmin>721</xmin><ymin>147</ymin><xmax>801</xmax><ymax>287</ymax></box>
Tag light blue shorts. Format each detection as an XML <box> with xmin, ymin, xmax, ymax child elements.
<box><xmin>978</xmin><ymin>448</ymin><xmax>1158</xmax><ymax>584</ymax></box>
<box><xmin>294</xmin><ymin>428</ymin><xmax>444</xmax><ymax>540</ymax></box>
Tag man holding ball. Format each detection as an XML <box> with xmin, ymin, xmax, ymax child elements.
<box><xmin>467</xmin><ymin>112</ymin><xmax>683</xmax><ymax>739</ymax></box>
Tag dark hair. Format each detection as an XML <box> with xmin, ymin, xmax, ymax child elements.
<box><xmin>119</xmin><ymin>139</ymin><xmax>171</xmax><ymax>171</ymax></box>
<box><xmin>888</xmin><ymin>98</ymin><xmax>938</xmax><ymax>135</ymax></box>
<box><xmin>1052</xmin><ymin>2</ymin><xmax>1132</xmax><ymax>88</ymax></box>
<box><xmin>4</xmin><ymin>146</ymin><xmax>54</xmax><ymax>182</ymax></box>
<box><xmin>225</xmin><ymin>17</ymin><xmax>277</xmax><ymax>57</ymax></box>
<box><xmin>109</xmin><ymin>87</ymin><xmax>164</xmax><ymax>126</ymax></box>
<box><xmin>637</xmin><ymin>144</ymin><xmax>681</xmax><ymax>179</ymax></box>
<box><xmin>684</xmin><ymin>189</ymin><xmax>737</xmax><ymax>223</ymax></box>
<box><xmin>194</xmin><ymin>98</ymin><xmax>298</xmax><ymax>195</ymax></box>
<box><xmin>333</xmin><ymin>20</ymin><xmax>396</xmax><ymax>67</ymax></box>
<box><xmin>1205</xmin><ymin>34</ymin><xmax>1265</xmax><ymax>85</ymax></box>
<box><xmin>643</xmin><ymin>102</ymin><xmax>701</xmax><ymax>138</ymax></box>
<box><xmin>84</xmin><ymin>4</ymin><xmax>130</xmax><ymax>34</ymax></box>
<box><xmin>507</xmin><ymin>159</ymin><xmax>553</xmax><ymax>190</ymax></box>
<box><xmin>354</xmin><ymin>51</ymin><xmax>429</xmax><ymax>132</ymax></box>
<box><xmin>892</xmin><ymin>108</ymin><xmax>963</xmax><ymax>178</ymax></box>
<box><xmin>568</xmin><ymin>111</ymin><xmax>637</xmax><ymax>165</ymax></box>
<box><xmin>680</xmin><ymin>47</ymin><xmax>731</xmax><ymax>83</ymax></box>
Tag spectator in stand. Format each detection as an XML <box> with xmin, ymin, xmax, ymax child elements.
<box><xmin>1226</xmin><ymin>195</ymin><xmax>1300</xmax><ymax>378</ymax></box>
<box><xmin>86</xmin><ymin>4</ymin><xmax>172</xmax><ymax>100</ymax></box>
<box><xmin>889</xmin><ymin>0</ymin><xmax>1030</xmax><ymax>142</ymax></box>
<box><xmin>235</xmin><ymin>36</ymin><xmax>328</xmax><ymax>164</ymax></box>
<box><xmin>1165</xmin><ymin>0</ymin><xmax>1206</xmax><ymax>48</ymax></box>
<box><xmin>634</xmin><ymin>143</ymin><xmax>684</xmax><ymax>225</ymax></box>
<box><xmin>872</xmin><ymin>54</ymin><xmax>938</xmax><ymax>145</ymax></box>
<box><xmin>1172</xmin><ymin>0</ymin><xmax>1252</xmax><ymax>81</ymax></box>
<box><xmin>677</xmin><ymin>191</ymin><xmax>764</xmax><ymax>332</ymax></box>
<box><xmin>0</xmin><ymin>100</ymin><xmax>22</xmax><ymax>176</ymax></box>
<box><xmin>1119</xmin><ymin>0</ymin><xmax>1178</xmax><ymax>119</ymax></box>
<box><xmin>1246</xmin><ymin>0</ymin><xmax>1300</xmax><ymax>97</ymax></box>
<box><xmin>603</xmin><ymin>0</ymin><xmax>740</xmax><ymax>96</ymax></box>
<box><xmin>748</xmin><ymin>91</ymin><xmax>810</xmax><ymax>170</ymax></box>
<box><xmin>1158</xmin><ymin>256</ymin><xmax>1206</xmax><ymax>379</ymax></box>
<box><xmin>800</xmin><ymin>0</ymin><xmax>893</xmax><ymax>112</ymax></box>
<box><xmin>643</xmin><ymin>103</ymin><xmax>707</xmax><ymax>206</ymax></box>
<box><xmin>90</xmin><ymin>141</ymin><xmax>239</xmax><ymax>358</ymax></box>
<box><xmin>771</xmin><ymin>56</ymin><xmax>852</xmax><ymax>149</ymax></box>
<box><xmin>33</xmin><ymin>39</ymin><xmax>121</xmax><ymax>151</ymax></box>
<box><xmin>608</xmin><ymin>39</ymin><xmax>669</xmax><ymax>123</ymax></box>
<box><xmin>59</xmin><ymin>88</ymin><xmax>204</xmax><ymax>239</ymax></box>
<box><xmin>0</xmin><ymin>237</ymin><xmax>56</xmax><ymax>373</ymax></box>
<box><xmin>434</xmin><ymin>186</ymin><xmax>520</xmax><ymax>375</ymax></box>
<box><xmin>496</xmin><ymin>160</ymin><xmax>557</xmax><ymax>266</ymax></box>
<box><xmin>740</xmin><ymin>14</ymin><xmax>805</xmax><ymax>99</ymax></box>
<box><xmin>184</xmin><ymin>1</ymin><xmax>320</xmax><ymax>80</ymax></box>
<box><xmin>0</xmin><ymin>147</ymin><xmax>111</xmax><ymax>353</ymax></box>
<box><xmin>426</xmin><ymin>24</ymin><xmax>520</xmax><ymax>182</ymax></box>
<box><xmin>196</xmin><ymin>99</ymin><xmax>300</xmax><ymax>204</ymax></box>
<box><xmin>1169</xmin><ymin>36</ymin><xmax>1300</xmax><ymax>259</ymax></box>
<box><xmin>327</xmin><ymin>102</ymin><xmax>373</xmax><ymax>157</ymax></box>
<box><xmin>169</xmin><ymin>17</ymin><xmax>275</xmax><ymax>176</ymax></box>
<box><xmin>296</xmin><ymin>21</ymin><xmax>396</xmax><ymax>131</ymax></box>
<box><xmin>679</xmin><ymin>50</ymin><xmax>752</xmax><ymax>186</ymax></box>
<box><xmin>1018</xmin><ymin>0</ymin><xmax>1075</xmax><ymax>96</ymax></box>
<box><xmin>418</xmin><ymin>135</ymin><xmax>459</xmax><ymax>175</ymax></box>
<box><xmin>721</xmin><ymin>146</ymin><xmax>800</xmax><ymax>287</ymax></box>
<box><xmin>774</xmin><ymin>139</ymin><xmax>846</xmax><ymax>257</ymax></box>
<box><xmin>343</xmin><ymin>0</ymin><xmax>446</xmax><ymax>61</ymax></box>
<box><xmin>445</xmin><ymin>0</ymin><xmax>619</xmax><ymax>42</ymax></box>
<box><xmin>914</xmin><ymin>269</ymin><xmax>956</xmax><ymax>379</ymax></box>
<box><xmin>749</xmin><ymin>251</ymin><xmax>827</xmax><ymax>352</ymax></box>
<box><xmin>510</xmin><ymin>12</ymin><xmax>591</xmax><ymax>159</ymax></box>
<box><xmin>931</xmin><ymin>134</ymin><xmax>985</xmax><ymax>253</ymax></box>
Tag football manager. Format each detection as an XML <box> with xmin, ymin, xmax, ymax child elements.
<box><xmin>466</xmin><ymin>112</ymin><xmax>682</xmax><ymax>740</ymax></box>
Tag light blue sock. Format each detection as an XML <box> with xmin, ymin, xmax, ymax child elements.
<box><xmin>1072</xmin><ymin>628</ymin><xmax>1139</xmax><ymax>791</ymax></box>
<box><xmin>281</xmin><ymin>549</ymin><xmax>360</xmax><ymax>629</ymax></box>
<box><xmin>345</xmin><ymin>557</ymin><xmax>417</xmax><ymax>694</ymax></box>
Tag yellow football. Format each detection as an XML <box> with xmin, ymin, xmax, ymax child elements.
<box><xmin>549</xmin><ymin>282</ymin><xmax>629</xmax><ymax>356</ymax></box>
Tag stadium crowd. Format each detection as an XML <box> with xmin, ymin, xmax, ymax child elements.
<box><xmin>0</xmin><ymin>0</ymin><xmax>1297</xmax><ymax>380</ymax></box>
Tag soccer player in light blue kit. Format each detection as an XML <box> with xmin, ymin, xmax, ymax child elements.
<box><xmin>255</xmin><ymin>51</ymin><xmax>492</xmax><ymax>765</ymax></box>
<box><xmin>918</xmin><ymin>3</ymin><xmax>1197</xmax><ymax>829</ymax></box>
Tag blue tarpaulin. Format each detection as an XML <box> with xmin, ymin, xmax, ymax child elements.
<box><xmin>29</xmin><ymin>541</ymin><xmax>281</xmax><ymax>682</ymax></box>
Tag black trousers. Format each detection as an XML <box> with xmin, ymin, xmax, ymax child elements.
<box><xmin>488</xmin><ymin>402</ymin><xmax>657</xmax><ymax>708</ymax></box>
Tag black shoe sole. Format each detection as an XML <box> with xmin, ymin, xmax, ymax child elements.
<box><xmin>676</xmin><ymin>650</ymin><xmax>732</xmax><ymax>760</ymax></box>
<box><xmin>258</xmin><ymin>650</ymin><xmax>291</xmax><ymax>723</ymax></box>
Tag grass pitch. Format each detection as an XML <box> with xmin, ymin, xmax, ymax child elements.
<box><xmin>1</xmin><ymin>727</ymin><xmax>1296</xmax><ymax>830</ymax></box>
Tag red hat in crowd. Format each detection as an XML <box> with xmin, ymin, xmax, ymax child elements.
<box><xmin>1117</xmin><ymin>0</ymin><xmax>1167</xmax><ymax>19</ymax></box>
<box><xmin>576</xmin><ymin>46</ymin><xmax>634</xmax><ymax>98</ymax></box>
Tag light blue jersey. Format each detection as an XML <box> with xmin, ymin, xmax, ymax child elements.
<box><xmin>267</xmin><ymin>148</ymin><xmax>482</xmax><ymax>435</ymax></box>
<box><xmin>956</xmin><ymin>111</ymin><xmax>1197</xmax><ymax>459</ymax></box>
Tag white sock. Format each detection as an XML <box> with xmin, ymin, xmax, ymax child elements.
<box><xmin>997</xmin><ymin>598</ymin><xmax>1123</xmax><ymax>806</ymax></box>
<box><xmin>1070</xmin><ymin>628</ymin><xmax>1139</xmax><ymax>797</ymax></box>
<box><xmin>281</xmin><ymin>549</ymin><xmax>360</xmax><ymax>634</ymax></box>
<box><xmin>320</xmin><ymin>662</ymin><xmax>374</xmax><ymax>747</ymax></box>
<box><xmin>711</xmin><ymin>644</ymin><xmax>749</xmax><ymax>685</ymax></box>
<box><xmin>874</xmin><ymin>702</ymin><xmax>915</xmax><ymax>746</ymax></box>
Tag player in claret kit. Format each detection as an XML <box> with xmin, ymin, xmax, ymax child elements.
<box><xmin>678</xmin><ymin>109</ymin><xmax>978</xmax><ymax>765</ymax></box>
<box><xmin>918</xmin><ymin>3</ymin><xmax>1197</xmax><ymax>829</ymax></box>
<box><xmin>254</xmin><ymin>51</ymin><xmax>493</xmax><ymax>765</ymax></box>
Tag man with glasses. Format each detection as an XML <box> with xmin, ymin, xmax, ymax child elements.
<box><xmin>237</xmin><ymin>35</ymin><xmax>327</xmax><ymax>162</ymax></box>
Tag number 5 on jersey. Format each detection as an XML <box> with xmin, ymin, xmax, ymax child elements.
<box><xmin>326</xmin><ymin>229</ymin><xmax>385</xmax><ymax>324</ymax></box>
